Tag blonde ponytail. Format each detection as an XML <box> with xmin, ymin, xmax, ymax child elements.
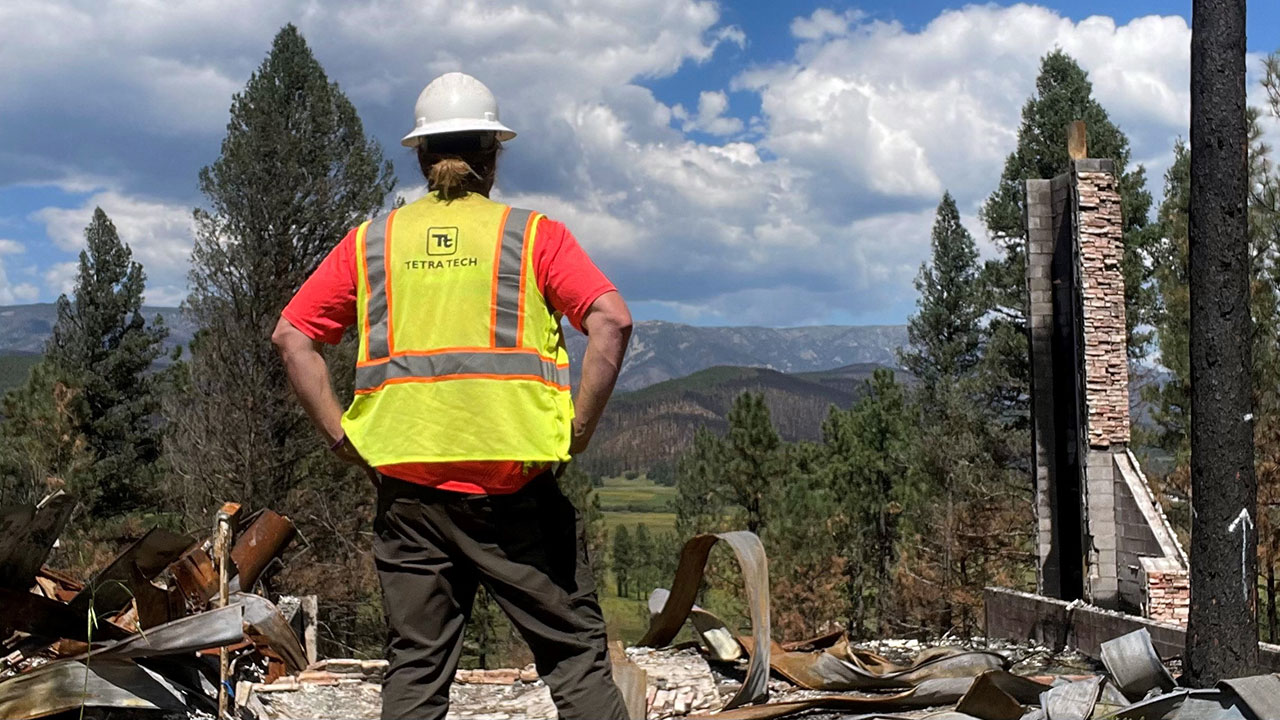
<box><xmin>416</xmin><ymin>139</ymin><xmax>499</xmax><ymax>200</ymax></box>
<box><xmin>427</xmin><ymin>158</ymin><xmax>476</xmax><ymax>199</ymax></box>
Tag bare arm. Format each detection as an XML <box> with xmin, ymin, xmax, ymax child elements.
<box><xmin>272</xmin><ymin>317</ymin><xmax>345</xmax><ymax>444</ymax></box>
<box><xmin>572</xmin><ymin>291</ymin><xmax>632</xmax><ymax>454</ymax></box>
<box><xmin>271</xmin><ymin>316</ymin><xmax>373</xmax><ymax>477</ymax></box>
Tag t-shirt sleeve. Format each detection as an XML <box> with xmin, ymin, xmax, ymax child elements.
<box><xmin>281</xmin><ymin>227</ymin><xmax>359</xmax><ymax>345</ymax></box>
<box><xmin>533</xmin><ymin>218</ymin><xmax>617</xmax><ymax>333</ymax></box>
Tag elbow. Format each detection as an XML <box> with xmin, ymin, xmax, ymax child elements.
<box><xmin>271</xmin><ymin>316</ymin><xmax>299</xmax><ymax>356</ymax></box>
<box><xmin>581</xmin><ymin>292</ymin><xmax>633</xmax><ymax>347</ymax></box>
<box><xmin>614</xmin><ymin>307</ymin><xmax>633</xmax><ymax>341</ymax></box>
<box><xmin>606</xmin><ymin>305</ymin><xmax>633</xmax><ymax>345</ymax></box>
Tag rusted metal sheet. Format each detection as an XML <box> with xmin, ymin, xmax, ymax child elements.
<box><xmin>685</xmin><ymin>690</ymin><xmax>917</xmax><ymax>720</ymax></box>
<box><xmin>0</xmin><ymin>658</ymin><xmax>196</xmax><ymax>720</ymax></box>
<box><xmin>1041</xmin><ymin>675</ymin><xmax>1103</xmax><ymax>719</ymax></box>
<box><xmin>1109</xmin><ymin>689</ymin><xmax>1245</xmax><ymax>720</ymax></box>
<box><xmin>66</xmin><ymin>526</ymin><xmax>195</xmax><ymax>616</ymax></box>
<box><xmin>0</xmin><ymin>587</ymin><xmax>130</xmax><ymax>642</ymax></box>
<box><xmin>236</xmin><ymin>591</ymin><xmax>309</xmax><ymax>672</ymax></box>
<box><xmin>230</xmin><ymin>509</ymin><xmax>296</xmax><ymax>592</ymax></box>
<box><xmin>779</xmin><ymin>628</ymin><xmax>844</xmax><ymax>652</ymax></box>
<box><xmin>954</xmin><ymin>670</ymin><xmax>1027</xmax><ymax>720</ymax></box>
<box><xmin>0</xmin><ymin>492</ymin><xmax>75</xmax><ymax>590</ymax></box>
<box><xmin>171</xmin><ymin>544</ymin><xmax>218</xmax><ymax>606</ymax></box>
<box><xmin>647</xmin><ymin>588</ymin><xmax>741</xmax><ymax>662</ymax></box>
<box><xmin>33</xmin><ymin>567</ymin><xmax>82</xmax><ymax>603</ymax></box>
<box><xmin>129</xmin><ymin>560</ymin><xmax>185</xmax><ymax>630</ymax></box>
<box><xmin>769</xmin><ymin>641</ymin><xmax>1007</xmax><ymax>692</ymax></box>
<box><xmin>640</xmin><ymin>531</ymin><xmax>770</xmax><ymax>710</ymax></box>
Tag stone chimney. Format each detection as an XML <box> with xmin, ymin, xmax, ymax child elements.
<box><xmin>1075</xmin><ymin>165</ymin><xmax>1131</xmax><ymax>448</ymax></box>
<box><xmin>1025</xmin><ymin>122</ymin><xmax>1187</xmax><ymax>618</ymax></box>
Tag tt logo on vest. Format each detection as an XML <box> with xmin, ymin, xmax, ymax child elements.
<box><xmin>405</xmin><ymin>226</ymin><xmax>477</xmax><ymax>270</ymax></box>
<box><xmin>427</xmin><ymin>227</ymin><xmax>459</xmax><ymax>256</ymax></box>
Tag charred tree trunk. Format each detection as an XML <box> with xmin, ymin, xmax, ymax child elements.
<box><xmin>1268</xmin><ymin>558</ymin><xmax>1276</xmax><ymax>643</ymax></box>
<box><xmin>1186</xmin><ymin>0</ymin><xmax>1258</xmax><ymax>685</ymax></box>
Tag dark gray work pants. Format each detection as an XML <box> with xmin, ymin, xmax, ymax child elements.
<box><xmin>373</xmin><ymin>473</ymin><xmax>628</xmax><ymax>720</ymax></box>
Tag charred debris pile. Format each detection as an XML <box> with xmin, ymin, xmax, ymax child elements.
<box><xmin>3</xmin><ymin>502</ymin><xmax>1280</xmax><ymax>720</ymax></box>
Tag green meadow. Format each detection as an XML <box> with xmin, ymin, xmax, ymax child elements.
<box><xmin>594</xmin><ymin>474</ymin><xmax>678</xmax><ymax>643</ymax></box>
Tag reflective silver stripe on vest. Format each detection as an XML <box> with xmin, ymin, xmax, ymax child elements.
<box><xmin>356</xmin><ymin>351</ymin><xmax>569</xmax><ymax>392</ymax></box>
<box><xmin>494</xmin><ymin>208</ymin><xmax>533</xmax><ymax>347</ymax></box>
<box><xmin>364</xmin><ymin>214</ymin><xmax>391</xmax><ymax>359</ymax></box>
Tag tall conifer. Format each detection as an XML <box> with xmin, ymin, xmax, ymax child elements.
<box><xmin>1</xmin><ymin>209</ymin><xmax>167</xmax><ymax>514</ymax></box>
<box><xmin>902</xmin><ymin>192</ymin><xmax>983</xmax><ymax>389</ymax></box>
<box><xmin>170</xmin><ymin>25</ymin><xmax>394</xmax><ymax>511</ymax></box>
<box><xmin>981</xmin><ymin>50</ymin><xmax>1153</xmax><ymax>423</ymax></box>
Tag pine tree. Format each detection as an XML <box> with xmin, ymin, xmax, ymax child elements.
<box><xmin>612</xmin><ymin>525</ymin><xmax>634</xmax><ymax>597</ymax></box>
<box><xmin>897</xmin><ymin>188</ymin><xmax>1030</xmax><ymax>635</ymax></box>
<box><xmin>902</xmin><ymin>192</ymin><xmax>983</xmax><ymax>390</ymax></box>
<box><xmin>674</xmin><ymin>393</ymin><xmax>785</xmax><ymax>535</ymax></box>
<box><xmin>767</xmin><ymin>441</ymin><xmax>846</xmax><ymax>639</ymax></box>
<box><xmin>1257</xmin><ymin>53</ymin><xmax>1280</xmax><ymax>644</ymax></box>
<box><xmin>0</xmin><ymin>360</ymin><xmax>90</xmax><ymax>505</ymax></box>
<box><xmin>632</xmin><ymin>524</ymin><xmax>653</xmax><ymax>600</ymax></box>
<box><xmin>1140</xmin><ymin>142</ymin><xmax>1192</xmax><ymax>533</ymax></box>
<box><xmin>675</xmin><ymin>427</ymin><xmax>729</xmax><ymax>537</ymax></box>
<box><xmin>720</xmin><ymin>392</ymin><xmax>783</xmax><ymax>534</ymax></box>
<box><xmin>168</xmin><ymin>24</ymin><xmax>394</xmax><ymax>512</ymax></box>
<box><xmin>820</xmin><ymin>369</ymin><xmax>911</xmax><ymax>636</ymax></box>
<box><xmin>980</xmin><ymin>50</ymin><xmax>1154</xmax><ymax>426</ymax></box>
<box><xmin>0</xmin><ymin>209</ymin><xmax>168</xmax><ymax>515</ymax></box>
<box><xmin>1145</xmin><ymin>103</ymin><xmax>1280</xmax><ymax>641</ymax></box>
<box><xmin>560</xmin><ymin>463</ymin><xmax>607</xmax><ymax>587</ymax></box>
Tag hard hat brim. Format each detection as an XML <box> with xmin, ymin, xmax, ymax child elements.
<box><xmin>401</xmin><ymin>118</ymin><xmax>517</xmax><ymax>148</ymax></box>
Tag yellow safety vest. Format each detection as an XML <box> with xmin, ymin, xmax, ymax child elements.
<box><xmin>341</xmin><ymin>192</ymin><xmax>574</xmax><ymax>466</ymax></box>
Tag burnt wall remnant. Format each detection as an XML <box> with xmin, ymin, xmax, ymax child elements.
<box><xmin>1025</xmin><ymin>151</ymin><xmax>1188</xmax><ymax>621</ymax></box>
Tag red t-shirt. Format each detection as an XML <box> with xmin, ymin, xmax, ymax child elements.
<box><xmin>282</xmin><ymin>212</ymin><xmax>615</xmax><ymax>495</ymax></box>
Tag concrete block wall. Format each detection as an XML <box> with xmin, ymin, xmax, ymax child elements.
<box><xmin>1115</xmin><ymin>467</ymin><xmax>1165</xmax><ymax>607</ymax></box>
<box><xmin>1025</xmin><ymin>178</ymin><xmax>1058</xmax><ymax>598</ymax></box>
<box><xmin>984</xmin><ymin>587</ymin><xmax>1280</xmax><ymax>671</ymax></box>
<box><xmin>1084</xmin><ymin>449</ymin><xmax>1119</xmax><ymax>606</ymax></box>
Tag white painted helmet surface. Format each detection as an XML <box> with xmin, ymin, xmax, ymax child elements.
<box><xmin>401</xmin><ymin>72</ymin><xmax>516</xmax><ymax>148</ymax></box>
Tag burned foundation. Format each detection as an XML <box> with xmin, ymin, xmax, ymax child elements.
<box><xmin>1025</xmin><ymin>150</ymin><xmax>1188</xmax><ymax>621</ymax></box>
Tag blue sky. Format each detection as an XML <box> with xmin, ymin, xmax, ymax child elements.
<box><xmin>1</xmin><ymin>1</ymin><xmax>1278</xmax><ymax>326</ymax></box>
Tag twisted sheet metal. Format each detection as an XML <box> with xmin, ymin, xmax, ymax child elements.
<box><xmin>638</xmin><ymin>531</ymin><xmax>770</xmax><ymax>710</ymax></box>
<box><xmin>0</xmin><ymin>491</ymin><xmax>74</xmax><ymax>591</ymax></box>
<box><xmin>0</xmin><ymin>658</ymin><xmax>199</xmax><ymax>720</ymax></box>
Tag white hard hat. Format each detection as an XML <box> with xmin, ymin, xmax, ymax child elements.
<box><xmin>401</xmin><ymin>72</ymin><xmax>516</xmax><ymax>148</ymax></box>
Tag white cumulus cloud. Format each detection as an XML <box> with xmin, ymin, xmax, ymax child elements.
<box><xmin>0</xmin><ymin>1</ymin><xmax>1226</xmax><ymax>325</ymax></box>
<box><xmin>34</xmin><ymin>192</ymin><xmax>195</xmax><ymax>305</ymax></box>
<box><xmin>0</xmin><ymin>240</ymin><xmax>39</xmax><ymax>305</ymax></box>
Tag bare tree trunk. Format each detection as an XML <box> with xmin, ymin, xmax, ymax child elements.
<box><xmin>1187</xmin><ymin>0</ymin><xmax>1258</xmax><ymax>684</ymax></box>
<box><xmin>941</xmin><ymin>487</ymin><xmax>954</xmax><ymax>633</ymax></box>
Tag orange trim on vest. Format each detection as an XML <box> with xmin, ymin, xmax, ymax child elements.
<box><xmin>489</xmin><ymin>206</ymin><xmax>512</xmax><ymax>347</ymax></box>
<box><xmin>353</xmin><ymin>373</ymin><xmax>572</xmax><ymax>396</ymax></box>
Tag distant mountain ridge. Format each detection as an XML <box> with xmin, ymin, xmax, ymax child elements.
<box><xmin>566</xmin><ymin>320</ymin><xmax>907</xmax><ymax>391</ymax></box>
<box><xmin>0</xmin><ymin>304</ymin><xmax>907</xmax><ymax>393</ymax></box>
<box><xmin>0</xmin><ymin>304</ymin><xmax>195</xmax><ymax>355</ymax></box>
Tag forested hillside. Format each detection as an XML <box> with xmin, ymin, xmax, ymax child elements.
<box><xmin>576</xmin><ymin>364</ymin><xmax>904</xmax><ymax>479</ymax></box>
